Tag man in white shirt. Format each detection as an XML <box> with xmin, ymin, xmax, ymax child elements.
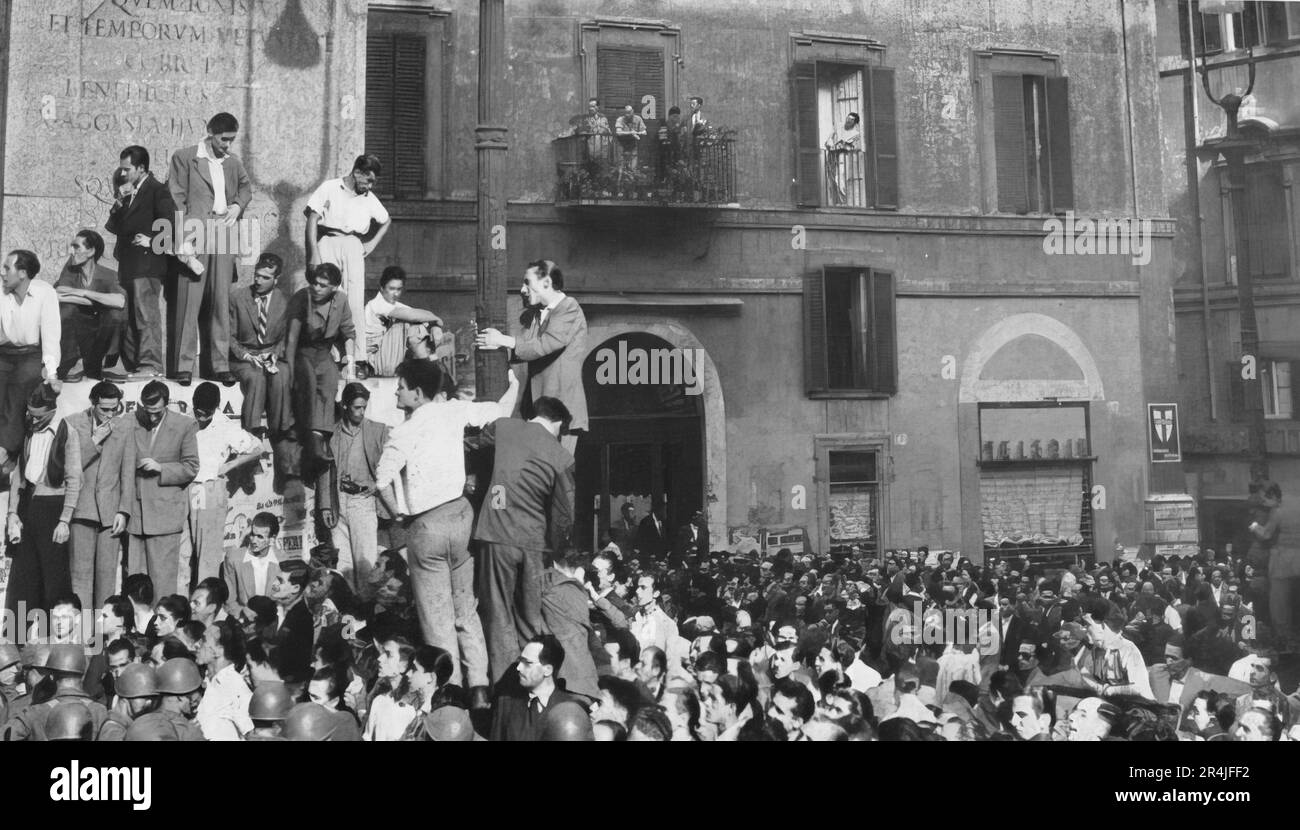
<box><xmin>363</xmin><ymin>266</ymin><xmax>442</xmax><ymax>377</ymax></box>
<box><xmin>1082</xmin><ymin>601</ymin><xmax>1155</xmax><ymax>700</ymax></box>
<box><xmin>221</xmin><ymin>511</ymin><xmax>282</xmax><ymax>618</ymax></box>
<box><xmin>194</xmin><ymin>618</ymin><xmax>253</xmax><ymax>740</ymax></box>
<box><xmin>0</xmin><ymin>250</ymin><xmax>61</xmax><ymax>476</ymax></box>
<box><xmin>306</xmin><ymin>154</ymin><xmax>393</xmax><ymax>348</ymax></box>
<box><xmin>3</xmin><ymin>382</ymin><xmax>82</xmax><ymax>620</ymax></box>
<box><xmin>181</xmin><ymin>382</ymin><xmax>262</xmax><ymax>592</ymax></box>
<box><xmin>629</xmin><ymin>573</ymin><xmax>678</xmax><ymax>654</ymax></box>
<box><xmin>374</xmin><ymin>360</ymin><xmax>519</xmax><ymax>694</ymax></box>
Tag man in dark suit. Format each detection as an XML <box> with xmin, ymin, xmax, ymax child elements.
<box><xmin>635</xmin><ymin>508</ymin><xmax>669</xmax><ymax>560</ymax></box>
<box><xmin>167</xmin><ymin>112</ymin><xmax>252</xmax><ymax>384</ymax></box>
<box><xmin>105</xmin><ymin>146</ymin><xmax>175</xmax><ymax>379</ymax></box>
<box><xmin>996</xmin><ymin>596</ymin><xmax>1029</xmax><ymax>669</ymax></box>
<box><xmin>476</xmin><ymin>260</ymin><xmax>588</xmax><ymax>456</ymax></box>
<box><xmin>105</xmin><ymin>380</ymin><xmax>199</xmax><ymax>598</ymax></box>
<box><xmin>228</xmin><ymin>251</ymin><xmax>291</xmax><ymax>437</ymax></box>
<box><xmin>65</xmin><ymin>381</ymin><xmax>129</xmax><ymax>609</ymax></box>
<box><xmin>55</xmin><ymin>230</ymin><xmax>125</xmax><ymax>382</ymax></box>
<box><xmin>269</xmin><ymin>559</ymin><xmax>313</xmax><ymax>685</ymax></box>
<box><xmin>674</xmin><ymin>509</ymin><xmax>707</xmax><ymax>560</ymax></box>
<box><xmin>489</xmin><ymin>635</ymin><xmax>581</xmax><ymax>741</ymax></box>
<box><xmin>468</xmin><ymin>397</ymin><xmax>575</xmax><ymax>686</ymax></box>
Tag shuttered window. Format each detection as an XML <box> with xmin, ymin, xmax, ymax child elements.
<box><xmin>790</xmin><ymin>61</ymin><xmax>899</xmax><ymax>209</ymax></box>
<box><xmin>993</xmin><ymin>73</ymin><xmax>1072</xmax><ymax>214</ymax></box>
<box><xmin>366</xmin><ymin>31</ymin><xmax>427</xmax><ymax>199</ymax></box>
<box><xmin>596</xmin><ymin>46</ymin><xmax>664</xmax><ymax>124</ymax></box>
<box><xmin>1244</xmin><ymin>164</ymin><xmax>1290</xmax><ymax>280</ymax></box>
<box><xmin>804</xmin><ymin>267</ymin><xmax>897</xmax><ymax>396</ymax></box>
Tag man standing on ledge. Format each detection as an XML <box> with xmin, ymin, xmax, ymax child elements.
<box><xmin>107</xmin><ymin>146</ymin><xmax>174</xmax><ymax>381</ymax></box>
<box><xmin>0</xmin><ymin>250</ymin><xmax>60</xmax><ymax>478</ymax></box>
<box><xmin>168</xmin><ymin>112</ymin><xmax>252</xmax><ymax>386</ymax></box>
<box><xmin>306</xmin><ymin>154</ymin><xmax>393</xmax><ymax>355</ymax></box>
<box><xmin>475</xmin><ymin>260</ymin><xmax>588</xmax><ymax>456</ymax></box>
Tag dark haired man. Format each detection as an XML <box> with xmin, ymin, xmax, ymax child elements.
<box><xmin>286</xmin><ymin>262</ymin><xmax>357</xmax><ymax>467</ymax></box>
<box><xmin>475</xmin><ymin>260</ymin><xmax>588</xmax><ymax>455</ymax></box>
<box><xmin>489</xmin><ymin>635</ymin><xmax>579</xmax><ymax>741</ymax></box>
<box><xmin>468</xmin><ymin>395</ymin><xmax>576</xmax><ymax>685</ymax></box>
<box><xmin>167</xmin><ymin>113</ymin><xmax>252</xmax><ymax>385</ymax></box>
<box><xmin>322</xmin><ymin>382</ymin><xmax>395</xmax><ymax>596</ymax></box>
<box><xmin>363</xmin><ymin>266</ymin><xmax>444</xmax><ymax>378</ymax></box>
<box><xmin>229</xmin><ymin>251</ymin><xmax>291</xmax><ymax>437</ymax></box>
<box><xmin>375</xmin><ymin>359</ymin><xmax>519</xmax><ymax>699</ymax></box>
<box><xmin>106</xmin><ymin>380</ymin><xmax>199</xmax><ymax>598</ymax></box>
<box><xmin>107</xmin><ymin>145</ymin><xmax>175</xmax><ymax>379</ymax></box>
<box><xmin>184</xmin><ymin>381</ymin><xmax>260</xmax><ymax>592</ymax></box>
<box><xmin>307</xmin><ymin>154</ymin><xmax>393</xmax><ymax>350</ymax></box>
<box><xmin>190</xmin><ymin>577</ymin><xmax>229</xmax><ymax>627</ymax></box>
<box><xmin>0</xmin><ymin>250</ymin><xmax>60</xmax><ymax>476</ymax></box>
<box><xmin>195</xmin><ymin>618</ymin><xmax>252</xmax><ymax>740</ymax></box>
<box><xmin>270</xmin><ymin>559</ymin><xmax>313</xmax><ymax>685</ymax></box>
<box><xmin>222</xmin><ymin>511</ymin><xmax>282</xmax><ymax>618</ymax></box>
<box><xmin>65</xmin><ymin>380</ymin><xmax>129</xmax><ymax>608</ymax></box>
<box><xmin>56</xmin><ymin>229</ymin><xmax>125</xmax><ymax>382</ymax></box>
<box><xmin>4</xmin><ymin>383</ymin><xmax>82</xmax><ymax>619</ymax></box>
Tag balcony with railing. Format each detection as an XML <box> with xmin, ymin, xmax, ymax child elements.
<box><xmin>553</xmin><ymin>127</ymin><xmax>737</xmax><ymax>207</ymax></box>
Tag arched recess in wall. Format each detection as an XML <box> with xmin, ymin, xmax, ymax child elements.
<box><xmin>958</xmin><ymin>313</ymin><xmax>1105</xmax><ymax>403</ymax></box>
<box><xmin>582</xmin><ymin>318</ymin><xmax>727</xmax><ymax>549</ymax></box>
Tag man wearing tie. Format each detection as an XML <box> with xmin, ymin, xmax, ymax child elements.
<box><xmin>489</xmin><ymin>635</ymin><xmax>580</xmax><ymax>742</ymax></box>
<box><xmin>636</xmin><ymin>507</ymin><xmax>669</xmax><ymax>561</ymax></box>
<box><xmin>228</xmin><ymin>252</ymin><xmax>291</xmax><ymax>438</ymax></box>
<box><xmin>106</xmin><ymin>381</ymin><xmax>200</xmax><ymax>598</ymax></box>
<box><xmin>106</xmin><ymin>146</ymin><xmax>175</xmax><ymax>380</ymax></box>
<box><xmin>475</xmin><ymin>260</ymin><xmax>588</xmax><ymax>456</ymax></box>
<box><xmin>167</xmin><ymin>112</ymin><xmax>252</xmax><ymax>385</ymax></box>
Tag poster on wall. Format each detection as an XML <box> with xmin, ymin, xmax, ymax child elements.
<box><xmin>1147</xmin><ymin>403</ymin><xmax>1182</xmax><ymax>463</ymax></box>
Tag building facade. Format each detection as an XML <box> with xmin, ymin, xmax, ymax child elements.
<box><xmin>0</xmin><ymin>0</ymin><xmax>1180</xmax><ymax>563</ymax></box>
<box><xmin>1158</xmin><ymin>0</ymin><xmax>1300</xmax><ymax>558</ymax></box>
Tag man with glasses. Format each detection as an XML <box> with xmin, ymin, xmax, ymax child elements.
<box><xmin>182</xmin><ymin>382</ymin><xmax>261</xmax><ymax>594</ymax></box>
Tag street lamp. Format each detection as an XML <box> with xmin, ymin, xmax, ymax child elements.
<box><xmin>1196</xmin><ymin>36</ymin><xmax>1268</xmax><ymax>482</ymax></box>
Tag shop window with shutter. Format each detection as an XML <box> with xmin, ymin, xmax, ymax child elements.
<box><xmin>366</xmin><ymin>9</ymin><xmax>448</xmax><ymax>200</ymax></box>
<box><xmin>790</xmin><ymin>60</ymin><xmax>897</xmax><ymax>209</ymax></box>
<box><xmin>803</xmin><ymin>267</ymin><xmax>896</xmax><ymax>397</ymax></box>
<box><xmin>815</xmin><ymin>438</ymin><xmax>885</xmax><ymax>556</ymax></box>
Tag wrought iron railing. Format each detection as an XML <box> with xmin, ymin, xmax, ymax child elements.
<box><xmin>823</xmin><ymin>148</ymin><xmax>868</xmax><ymax>207</ymax></box>
<box><xmin>553</xmin><ymin>129</ymin><xmax>737</xmax><ymax>205</ymax></box>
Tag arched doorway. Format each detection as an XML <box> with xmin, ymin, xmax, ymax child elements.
<box><xmin>576</xmin><ymin>333</ymin><xmax>706</xmax><ymax>557</ymax></box>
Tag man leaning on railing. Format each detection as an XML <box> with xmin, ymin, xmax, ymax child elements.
<box><xmin>825</xmin><ymin>112</ymin><xmax>862</xmax><ymax>206</ymax></box>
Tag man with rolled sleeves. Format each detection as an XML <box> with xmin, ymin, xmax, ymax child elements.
<box><xmin>55</xmin><ymin>229</ymin><xmax>126</xmax><ymax>382</ymax></box>
<box><xmin>106</xmin><ymin>146</ymin><xmax>175</xmax><ymax>379</ymax></box>
<box><xmin>306</xmin><ymin>154</ymin><xmax>393</xmax><ymax>342</ymax></box>
<box><xmin>167</xmin><ymin>112</ymin><xmax>252</xmax><ymax>385</ymax></box>
<box><xmin>0</xmin><ymin>250</ymin><xmax>61</xmax><ymax>479</ymax></box>
<box><xmin>475</xmin><ymin>260</ymin><xmax>588</xmax><ymax>456</ymax></box>
<box><xmin>228</xmin><ymin>251</ymin><xmax>291</xmax><ymax>438</ymax></box>
<box><xmin>105</xmin><ymin>380</ymin><xmax>200</xmax><ymax>598</ymax></box>
<box><xmin>64</xmin><ymin>380</ymin><xmax>129</xmax><ymax>609</ymax></box>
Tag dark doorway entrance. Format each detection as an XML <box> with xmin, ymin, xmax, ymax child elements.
<box><xmin>576</xmin><ymin>333</ymin><xmax>705</xmax><ymax>557</ymax></box>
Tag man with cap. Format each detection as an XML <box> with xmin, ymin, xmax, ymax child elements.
<box><xmin>97</xmin><ymin>663</ymin><xmax>159</xmax><ymax>741</ymax></box>
<box><xmin>45</xmin><ymin>701</ymin><xmax>96</xmax><ymax>741</ymax></box>
<box><xmin>183</xmin><ymin>382</ymin><xmax>261</xmax><ymax>591</ymax></box>
<box><xmin>3</xmin><ymin>644</ymin><xmax>52</xmax><ymax>730</ymax></box>
<box><xmin>1082</xmin><ymin>600</ymin><xmax>1154</xmax><ymax>700</ymax></box>
<box><xmin>245</xmin><ymin>681</ymin><xmax>294</xmax><ymax>740</ymax></box>
<box><xmin>282</xmin><ymin>701</ymin><xmax>362</xmax><ymax>741</ymax></box>
<box><xmin>3</xmin><ymin>643</ymin><xmax>107</xmax><ymax>740</ymax></box>
<box><xmin>127</xmin><ymin>657</ymin><xmax>205</xmax><ymax>741</ymax></box>
<box><xmin>0</xmin><ymin>642</ymin><xmax>20</xmax><ymax>724</ymax></box>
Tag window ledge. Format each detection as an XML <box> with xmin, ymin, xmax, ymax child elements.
<box><xmin>808</xmin><ymin>390</ymin><xmax>894</xmax><ymax>400</ymax></box>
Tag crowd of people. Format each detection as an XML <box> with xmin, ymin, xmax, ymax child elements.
<box><xmin>1</xmin><ymin>108</ymin><xmax>1297</xmax><ymax>742</ymax></box>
